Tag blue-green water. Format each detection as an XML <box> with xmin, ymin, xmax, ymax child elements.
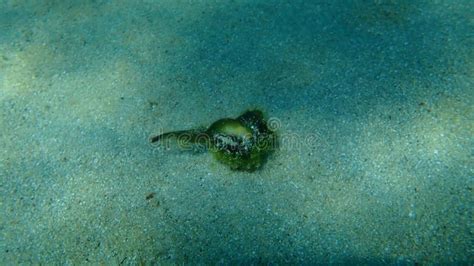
<box><xmin>1</xmin><ymin>1</ymin><xmax>472</xmax><ymax>264</ymax></box>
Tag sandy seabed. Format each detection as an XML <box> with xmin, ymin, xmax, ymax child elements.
<box><xmin>1</xmin><ymin>0</ymin><xmax>472</xmax><ymax>264</ymax></box>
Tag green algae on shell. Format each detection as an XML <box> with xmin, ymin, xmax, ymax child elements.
<box><xmin>150</xmin><ymin>109</ymin><xmax>277</xmax><ymax>171</ymax></box>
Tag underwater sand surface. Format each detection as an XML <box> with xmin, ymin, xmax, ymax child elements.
<box><xmin>1</xmin><ymin>0</ymin><xmax>473</xmax><ymax>264</ymax></box>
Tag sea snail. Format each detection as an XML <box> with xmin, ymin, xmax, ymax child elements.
<box><xmin>150</xmin><ymin>109</ymin><xmax>277</xmax><ymax>171</ymax></box>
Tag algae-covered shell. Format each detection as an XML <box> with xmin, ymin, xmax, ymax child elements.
<box><xmin>207</xmin><ymin>110</ymin><xmax>276</xmax><ymax>171</ymax></box>
<box><xmin>150</xmin><ymin>109</ymin><xmax>277</xmax><ymax>171</ymax></box>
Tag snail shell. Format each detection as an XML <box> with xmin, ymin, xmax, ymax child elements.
<box><xmin>150</xmin><ymin>109</ymin><xmax>277</xmax><ymax>171</ymax></box>
<box><xmin>206</xmin><ymin>110</ymin><xmax>276</xmax><ymax>171</ymax></box>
